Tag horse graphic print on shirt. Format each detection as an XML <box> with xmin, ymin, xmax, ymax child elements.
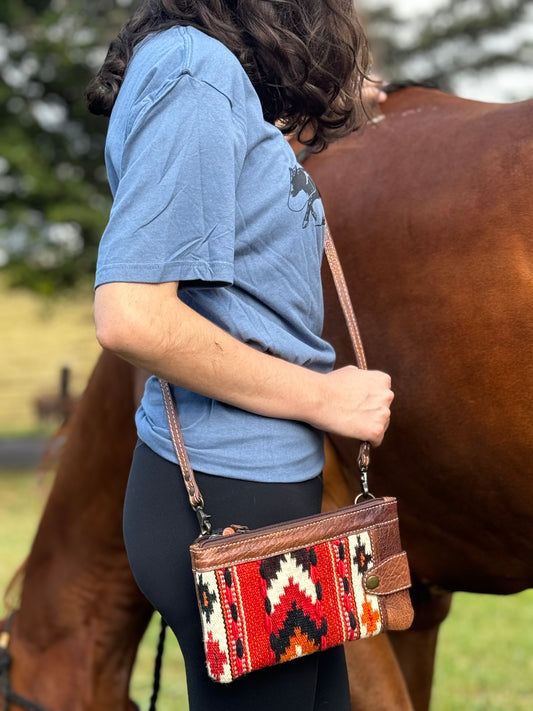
<box><xmin>288</xmin><ymin>166</ymin><xmax>324</xmax><ymax>229</ymax></box>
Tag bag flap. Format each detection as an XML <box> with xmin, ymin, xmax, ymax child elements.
<box><xmin>363</xmin><ymin>551</ymin><xmax>411</xmax><ymax>596</ymax></box>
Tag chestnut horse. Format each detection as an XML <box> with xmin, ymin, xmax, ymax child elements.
<box><xmin>1</xmin><ymin>351</ymin><xmax>151</xmax><ymax>711</ymax></box>
<box><xmin>314</xmin><ymin>85</ymin><xmax>533</xmax><ymax>709</ymax></box>
<box><xmin>2</xmin><ymin>86</ymin><xmax>532</xmax><ymax>711</ymax></box>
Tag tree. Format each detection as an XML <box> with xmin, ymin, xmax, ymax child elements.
<box><xmin>1</xmin><ymin>0</ymin><xmax>531</xmax><ymax>292</ymax></box>
<box><xmin>365</xmin><ymin>0</ymin><xmax>533</xmax><ymax>98</ymax></box>
<box><xmin>0</xmin><ymin>0</ymin><xmax>132</xmax><ymax>294</ymax></box>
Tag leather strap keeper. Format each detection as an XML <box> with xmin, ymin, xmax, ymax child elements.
<box><xmin>363</xmin><ymin>552</ymin><xmax>412</xmax><ymax>596</ymax></box>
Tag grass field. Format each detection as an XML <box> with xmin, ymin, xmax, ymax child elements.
<box><xmin>0</xmin><ymin>468</ymin><xmax>187</xmax><ymax>710</ymax></box>
<box><xmin>1</xmin><ymin>280</ymin><xmax>532</xmax><ymax>709</ymax></box>
<box><xmin>1</xmin><ymin>277</ymin><xmax>100</xmax><ymax>435</ymax></box>
<box><xmin>1</xmin><ymin>469</ymin><xmax>532</xmax><ymax>711</ymax></box>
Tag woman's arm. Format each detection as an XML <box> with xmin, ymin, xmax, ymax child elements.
<box><xmin>95</xmin><ymin>281</ymin><xmax>393</xmax><ymax>446</ymax></box>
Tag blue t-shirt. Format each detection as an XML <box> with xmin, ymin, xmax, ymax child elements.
<box><xmin>95</xmin><ymin>26</ymin><xmax>336</xmax><ymax>482</ymax></box>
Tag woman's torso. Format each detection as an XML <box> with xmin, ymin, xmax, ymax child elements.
<box><xmin>95</xmin><ymin>26</ymin><xmax>335</xmax><ymax>482</ymax></box>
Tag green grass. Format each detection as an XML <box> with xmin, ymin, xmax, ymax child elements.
<box><xmin>0</xmin><ymin>277</ymin><xmax>101</xmax><ymax>435</ymax></box>
<box><xmin>431</xmin><ymin>593</ymin><xmax>533</xmax><ymax>711</ymax></box>
<box><xmin>0</xmin><ymin>469</ymin><xmax>186</xmax><ymax>709</ymax></box>
<box><xmin>1</xmin><ymin>469</ymin><xmax>533</xmax><ymax>710</ymax></box>
<box><xmin>1</xmin><ymin>281</ymin><xmax>532</xmax><ymax>709</ymax></box>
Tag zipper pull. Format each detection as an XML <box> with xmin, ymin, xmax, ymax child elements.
<box><xmin>222</xmin><ymin>524</ymin><xmax>249</xmax><ymax>536</ymax></box>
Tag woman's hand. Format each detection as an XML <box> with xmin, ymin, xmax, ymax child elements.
<box><xmin>312</xmin><ymin>366</ymin><xmax>393</xmax><ymax>446</ymax></box>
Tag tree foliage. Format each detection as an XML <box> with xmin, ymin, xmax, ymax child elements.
<box><xmin>1</xmin><ymin>0</ymin><xmax>531</xmax><ymax>292</ymax></box>
<box><xmin>366</xmin><ymin>0</ymin><xmax>533</xmax><ymax>94</ymax></box>
<box><xmin>0</xmin><ymin>0</ymin><xmax>132</xmax><ymax>293</ymax></box>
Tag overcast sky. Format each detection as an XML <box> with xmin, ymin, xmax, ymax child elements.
<box><xmin>366</xmin><ymin>0</ymin><xmax>448</xmax><ymax>16</ymax></box>
<box><xmin>363</xmin><ymin>0</ymin><xmax>533</xmax><ymax>102</ymax></box>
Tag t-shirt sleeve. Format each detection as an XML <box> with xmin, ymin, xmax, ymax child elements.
<box><xmin>95</xmin><ymin>74</ymin><xmax>242</xmax><ymax>287</ymax></box>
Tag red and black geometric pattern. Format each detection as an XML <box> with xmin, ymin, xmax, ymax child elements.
<box><xmin>195</xmin><ymin>530</ymin><xmax>381</xmax><ymax>682</ymax></box>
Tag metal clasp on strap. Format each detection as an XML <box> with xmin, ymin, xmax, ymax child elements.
<box><xmin>0</xmin><ymin>630</ymin><xmax>9</xmax><ymax>651</ymax></box>
<box><xmin>193</xmin><ymin>500</ymin><xmax>212</xmax><ymax>536</ymax></box>
<box><xmin>1</xmin><ymin>611</ymin><xmax>52</xmax><ymax>711</ymax></box>
<box><xmin>355</xmin><ymin>443</ymin><xmax>375</xmax><ymax>504</ymax></box>
<box><xmin>0</xmin><ymin>611</ymin><xmax>14</xmax><ymax>652</ymax></box>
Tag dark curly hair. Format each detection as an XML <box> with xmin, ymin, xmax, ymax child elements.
<box><xmin>87</xmin><ymin>0</ymin><xmax>370</xmax><ymax>151</ymax></box>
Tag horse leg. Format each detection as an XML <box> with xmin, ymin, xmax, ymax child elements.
<box><xmin>389</xmin><ymin>586</ymin><xmax>453</xmax><ymax>711</ymax></box>
<box><xmin>345</xmin><ymin>634</ymin><xmax>414</xmax><ymax>711</ymax></box>
<box><xmin>8</xmin><ymin>351</ymin><xmax>153</xmax><ymax>711</ymax></box>
<box><xmin>323</xmin><ymin>440</ymin><xmax>414</xmax><ymax>711</ymax></box>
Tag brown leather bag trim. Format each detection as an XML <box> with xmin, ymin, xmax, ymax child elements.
<box><xmin>190</xmin><ymin>499</ymin><xmax>403</xmax><ymax>572</ymax></box>
<box><xmin>363</xmin><ymin>552</ymin><xmax>412</xmax><ymax>596</ymax></box>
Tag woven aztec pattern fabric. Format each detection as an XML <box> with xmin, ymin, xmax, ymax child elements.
<box><xmin>195</xmin><ymin>531</ymin><xmax>382</xmax><ymax>683</ymax></box>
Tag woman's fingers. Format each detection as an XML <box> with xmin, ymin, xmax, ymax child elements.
<box><xmin>317</xmin><ymin>366</ymin><xmax>393</xmax><ymax>444</ymax></box>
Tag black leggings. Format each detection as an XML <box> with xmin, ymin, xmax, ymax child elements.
<box><xmin>123</xmin><ymin>441</ymin><xmax>351</xmax><ymax>711</ymax></box>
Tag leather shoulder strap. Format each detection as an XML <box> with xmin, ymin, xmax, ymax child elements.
<box><xmin>323</xmin><ymin>224</ymin><xmax>371</xmax><ymax>475</ymax></box>
<box><xmin>323</xmin><ymin>224</ymin><xmax>367</xmax><ymax>371</ymax></box>
<box><xmin>159</xmin><ymin>379</ymin><xmax>203</xmax><ymax>507</ymax></box>
<box><xmin>160</xmin><ymin>220</ymin><xmax>371</xmax><ymax>510</ymax></box>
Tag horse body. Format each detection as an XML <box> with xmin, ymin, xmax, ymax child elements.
<box><xmin>3</xmin><ymin>87</ymin><xmax>533</xmax><ymax>711</ymax></box>
<box><xmin>305</xmin><ymin>87</ymin><xmax>533</xmax><ymax>596</ymax></box>
<box><xmin>302</xmin><ymin>88</ymin><xmax>533</xmax><ymax>709</ymax></box>
<box><xmin>5</xmin><ymin>351</ymin><xmax>151</xmax><ymax>710</ymax></box>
